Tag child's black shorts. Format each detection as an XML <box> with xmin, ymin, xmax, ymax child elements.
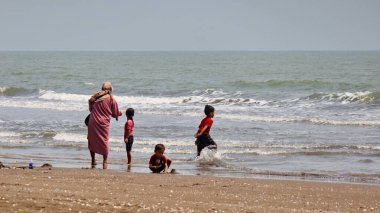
<box><xmin>196</xmin><ymin>134</ymin><xmax>217</xmax><ymax>156</ymax></box>
<box><xmin>126</xmin><ymin>136</ymin><xmax>134</xmax><ymax>152</ymax></box>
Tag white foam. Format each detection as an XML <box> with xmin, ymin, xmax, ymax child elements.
<box><xmin>53</xmin><ymin>133</ymin><xmax>127</xmax><ymax>145</ymax></box>
<box><xmin>320</xmin><ymin>91</ymin><xmax>374</xmax><ymax>103</ymax></box>
<box><xmin>220</xmin><ymin>114</ymin><xmax>300</xmax><ymax>123</ymax></box>
<box><xmin>309</xmin><ymin>118</ymin><xmax>380</xmax><ymax>126</ymax></box>
<box><xmin>53</xmin><ymin>132</ymin><xmax>87</xmax><ymax>143</ymax></box>
<box><xmin>221</xmin><ymin>114</ymin><xmax>380</xmax><ymax>126</ymax></box>
<box><xmin>36</xmin><ymin>90</ymin><xmax>268</xmax><ymax>107</ymax></box>
<box><xmin>39</xmin><ymin>90</ymin><xmax>88</xmax><ymax>102</ymax></box>
<box><xmin>196</xmin><ymin>147</ymin><xmax>222</xmax><ymax>163</ymax></box>
<box><xmin>1</xmin><ymin>90</ymin><xmax>379</xmax><ymax>127</ymax></box>
<box><xmin>357</xmin><ymin>145</ymin><xmax>380</xmax><ymax>151</ymax></box>
<box><xmin>135</xmin><ymin>138</ymin><xmax>194</xmax><ymax>147</ymax></box>
<box><xmin>110</xmin><ymin>146</ymin><xmax>194</xmax><ymax>154</ymax></box>
<box><xmin>0</xmin><ymin>131</ymin><xmax>21</xmax><ymax>137</ymax></box>
<box><xmin>0</xmin><ymin>87</ymin><xmax>9</xmax><ymax>93</ymax></box>
<box><xmin>0</xmin><ymin>99</ymin><xmax>86</xmax><ymax>111</ymax></box>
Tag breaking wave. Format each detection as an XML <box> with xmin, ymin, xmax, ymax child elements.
<box><xmin>307</xmin><ymin>91</ymin><xmax>380</xmax><ymax>104</ymax></box>
<box><xmin>231</xmin><ymin>79</ymin><xmax>355</xmax><ymax>90</ymax></box>
<box><xmin>0</xmin><ymin>86</ymin><xmax>38</xmax><ymax>96</ymax></box>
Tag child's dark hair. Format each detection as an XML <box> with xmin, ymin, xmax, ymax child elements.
<box><xmin>204</xmin><ymin>105</ymin><xmax>215</xmax><ymax>116</ymax></box>
<box><xmin>126</xmin><ymin>108</ymin><xmax>134</xmax><ymax>119</ymax></box>
<box><xmin>154</xmin><ymin>144</ymin><xmax>165</xmax><ymax>152</ymax></box>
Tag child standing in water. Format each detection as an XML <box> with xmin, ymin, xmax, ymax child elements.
<box><xmin>124</xmin><ymin>108</ymin><xmax>134</xmax><ymax>165</ymax></box>
<box><xmin>194</xmin><ymin>105</ymin><xmax>217</xmax><ymax>156</ymax></box>
<box><xmin>149</xmin><ymin>144</ymin><xmax>172</xmax><ymax>174</ymax></box>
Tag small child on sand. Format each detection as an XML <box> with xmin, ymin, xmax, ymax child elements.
<box><xmin>124</xmin><ymin>108</ymin><xmax>134</xmax><ymax>165</ymax></box>
<box><xmin>194</xmin><ymin>105</ymin><xmax>217</xmax><ymax>156</ymax></box>
<box><xmin>149</xmin><ymin>144</ymin><xmax>172</xmax><ymax>174</ymax></box>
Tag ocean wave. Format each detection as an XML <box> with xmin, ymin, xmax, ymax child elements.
<box><xmin>221</xmin><ymin>114</ymin><xmax>380</xmax><ymax>126</ymax></box>
<box><xmin>0</xmin><ymin>131</ymin><xmax>27</xmax><ymax>146</ymax></box>
<box><xmin>218</xmin><ymin>143</ymin><xmax>366</xmax><ymax>150</ymax></box>
<box><xmin>53</xmin><ymin>132</ymin><xmax>87</xmax><ymax>143</ymax></box>
<box><xmin>231</xmin><ymin>79</ymin><xmax>354</xmax><ymax>90</ymax></box>
<box><xmin>28</xmin><ymin>89</ymin><xmax>380</xmax><ymax>108</ymax></box>
<box><xmin>307</xmin><ymin>91</ymin><xmax>380</xmax><ymax>104</ymax></box>
<box><xmin>0</xmin><ymin>131</ymin><xmax>22</xmax><ymax>137</ymax></box>
<box><xmin>358</xmin><ymin>159</ymin><xmax>374</xmax><ymax>163</ymax></box>
<box><xmin>0</xmin><ymin>98</ymin><xmax>378</xmax><ymax>127</ymax></box>
<box><xmin>28</xmin><ymin>89</ymin><xmax>380</xmax><ymax>106</ymax></box>
<box><xmin>220</xmin><ymin>149</ymin><xmax>367</xmax><ymax>156</ymax></box>
<box><xmin>0</xmin><ymin>86</ymin><xmax>38</xmax><ymax>97</ymax></box>
<box><xmin>20</xmin><ymin>131</ymin><xmax>57</xmax><ymax>139</ymax></box>
<box><xmin>192</xmin><ymin>88</ymin><xmax>229</xmax><ymax>96</ymax></box>
<box><xmin>265</xmin><ymin>79</ymin><xmax>328</xmax><ymax>88</ymax></box>
<box><xmin>308</xmin><ymin>118</ymin><xmax>380</xmax><ymax>126</ymax></box>
<box><xmin>0</xmin><ymin>99</ymin><xmax>86</xmax><ymax>111</ymax></box>
<box><xmin>182</xmin><ymin>96</ymin><xmax>267</xmax><ymax>105</ymax></box>
<box><xmin>110</xmin><ymin>146</ymin><xmax>195</xmax><ymax>154</ymax></box>
<box><xmin>39</xmin><ymin>90</ymin><xmax>89</xmax><ymax>102</ymax></box>
<box><xmin>135</xmin><ymin>138</ymin><xmax>194</xmax><ymax>147</ymax></box>
<box><xmin>37</xmin><ymin>90</ymin><xmax>268</xmax><ymax>106</ymax></box>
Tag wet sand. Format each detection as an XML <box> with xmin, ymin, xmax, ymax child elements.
<box><xmin>1</xmin><ymin>167</ymin><xmax>380</xmax><ymax>212</ymax></box>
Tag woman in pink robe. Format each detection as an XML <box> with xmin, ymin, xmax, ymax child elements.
<box><xmin>87</xmin><ymin>82</ymin><xmax>122</xmax><ymax>169</ymax></box>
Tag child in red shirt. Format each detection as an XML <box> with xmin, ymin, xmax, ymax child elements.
<box><xmin>149</xmin><ymin>144</ymin><xmax>172</xmax><ymax>174</ymax></box>
<box><xmin>124</xmin><ymin>108</ymin><xmax>134</xmax><ymax>165</ymax></box>
<box><xmin>194</xmin><ymin>105</ymin><xmax>217</xmax><ymax>156</ymax></box>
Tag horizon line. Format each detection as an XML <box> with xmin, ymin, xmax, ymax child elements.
<box><xmin>1</xmin><ymin>49</ymin><xmax>379</xmax><ymax>52</ymax></box>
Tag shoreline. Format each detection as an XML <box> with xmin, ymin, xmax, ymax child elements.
<box><xmin>2</xmin><ymin>159</ymin><xmax>380</xmax><ymax>186</ymax></box>
<box><xmin>1</xmin><ymin>167</ymin><xmax>380</xmax><ymax>212</ymax></box>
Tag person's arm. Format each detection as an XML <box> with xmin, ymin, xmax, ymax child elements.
<box><xmin>195</xmin><ymin>125</ymin><xmax>208</xmax><ymax>138</ymax></box>
<box><xmin>149</xmin><ymin>163</ymin><xmax>161</xmax><ymax>172</ymax></box>
<box><xmin>124</xmin><ymin>130</ymin><xmax>131</xmax><ymax>143</ymax></box>
<box><xmin>110</xmin><ymin>99</ymin><xmax>122</xmax><ymax>120</ymax></box>
<box><xmin>163</xmin><ymin>162</ymin><xmax>168</xmax><ymax>174</ymax></box>
<box><xmin>124</xmin><ymin>131</ymin><xmax>131</xmax><ymax>143</ymax></box>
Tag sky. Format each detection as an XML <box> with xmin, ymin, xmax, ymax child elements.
<box><xmin>0</xmin><ymin>0</ymin><xmax>379</xmax><ymax>51</ymax></box>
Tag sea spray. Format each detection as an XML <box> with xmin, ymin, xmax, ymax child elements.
<box><xmin>196</xmin><ymin>146</ymin><xmax>222</xmax><ymax>165</ymax></box>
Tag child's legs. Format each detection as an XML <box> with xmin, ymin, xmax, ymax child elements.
<box><xmin>196</xmin><ymin>135</ymin><xmax>209</xmax><ymax>155</ymax></box>
<box><xmin>127</xmin><ymin>151</ymin><xmax>132</xmax><ymax>164</ymax></box>
<box><xmin>207</xmin><ymin>135</ymin><xmax>217</xmax><ymax>149</ymax></box>
<box><xmin>126</xmin><ymin>136</ymin><xmax>134</xmax><ymax>164</ymax></box>
<box><xmin>150</xmin><ymin>165</ymin><xmax>165</xmax><ymax>173</ymax></box>
<box><xmin>167</xmin><ymin>158</ymin><xmax>172</xmax><ymax>168</ymax></box>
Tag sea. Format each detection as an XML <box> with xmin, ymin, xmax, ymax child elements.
<box><xmin>0</xmin><ymin>51</ymin><xmax>379</xmax><ymax>183</ymax></box>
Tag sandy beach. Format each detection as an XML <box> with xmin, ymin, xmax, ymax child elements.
<box><xmin>1</xmin><ymin>166</ymin><xmax>379</xmax><ymax>212</ymax></box>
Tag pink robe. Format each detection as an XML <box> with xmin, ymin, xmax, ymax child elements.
<box><xmin>87</xmin><ymin>96</ymin><xmax>119</xmax><ymax>156</ymax></box>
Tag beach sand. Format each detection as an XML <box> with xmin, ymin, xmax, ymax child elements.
<box><xmin>1</xmin><ymin>167</ymin><xmax>380</xmax><ymax>212</ymax></box>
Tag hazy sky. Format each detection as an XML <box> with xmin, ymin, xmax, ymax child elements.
<box><xmin>1</xmin><ymin>0</ymin><xmax>379</xmax><ymax>51</ymax></box>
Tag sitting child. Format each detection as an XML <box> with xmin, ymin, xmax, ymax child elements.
<box><xmin>149</xmin><ymin>144</ymin><xmax>171</xmax><ymax>174</ymax></box>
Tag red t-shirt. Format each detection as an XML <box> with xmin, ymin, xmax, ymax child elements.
<box><xmin>197</xmin><ymin>117</ymin><xmax>213</xmax><ymax>136</ymax></box>
<box><xmin>149</xmin><ymin>153</ymin><xmax>167</xmax><ymax>166</ymax></box>
<box><xmin>124</xmin><ymin>119</ymin><xmax>134</xmax><ymax>140</ymax></box>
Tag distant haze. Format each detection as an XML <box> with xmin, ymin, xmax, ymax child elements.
<box><xmin>1</xmin><ymin>0</ymin><xmax>379</xmax><ymax>51</ymax></box>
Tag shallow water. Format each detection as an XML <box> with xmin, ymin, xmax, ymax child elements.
<box><xmin>0</xmin><ymin>51</ymin><xmax>379</xmax><ymax>183</ymax></box>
